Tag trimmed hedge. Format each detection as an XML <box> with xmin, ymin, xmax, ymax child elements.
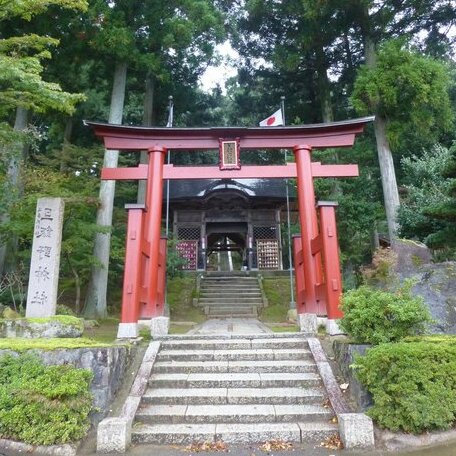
<box><xmin>355</xmin><ymin>339</ymin><xmax>456</xmax><ymax>433</ymax></box>
<box><xmin>339</xmin><ymin>284</ymin><xmax>431</xmax><ymax>344</ymax></box>
<box><xmin>0</xmin><ymin>353</ymin><xmax>93</xmax><ymax>445</ymax></box>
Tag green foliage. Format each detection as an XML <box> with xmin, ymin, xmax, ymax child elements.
<box><xmin>261</xmin><ymin>277</ymin><xmax>291</xmax><ymax>323</ymax></box>
<box><xmin>0</xmin><ymin>0</ymin><xmax>87</xmax><ymax>21</ymax></box>
<box><xmin>167</xmin><ymin>274</ymin><xmax>205</xmax><ymax>323</ymax></box>
<box><xmin>0</xmin><ymin>0</ymin><xmax>87</xmax><ymax>116</ymax></box>
<box><xmin>352</xmin><ymin>40</ymin><xmax>453</xmax><ymax>150</ymax></box>
<box><xmin>56</xmin><ymin>304</ymin><xmax>77</xmax><ymax>316</ymax></box>
<box><xmin>355</xmin><ymin>340</ymin><xmax>456</xmax><ymax>433</ymax></box>
<box><xmin>398</xmin><ymin>144</ymin><xmax>452</xmax><ymax>243</ymax></box>
<box><xmin>422</xmin><ymin>143</ymin><xmax>456</xmax><ymax>255</ymax></box>
<box><xmin>0</xmin><ymin>353</ymin><xmax>93</xmax><ymax>444</ymax></box>
<box><xmin>166</xmin><ymin>239</ymin><xmax>186</xmax><ymax>279</ymax></box>
<box><xmin>339</xmin><ymin>283</ymin><xmax>431</xmax><ymax>344</ymax></box>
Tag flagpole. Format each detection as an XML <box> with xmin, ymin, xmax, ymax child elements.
<box><xmin>164</xmin><ymin>96</ymin><xmax>173</xmax><ymax>318</ymax></box>
<box><xmin>165</xmin><ymin>95</ymin><xmax>173</xmax><ymax>237</ymax></box>
<box><xmin>281</xmin><ymin>96</ymin><xmax>295</xmax><ymax>309</ymax></box>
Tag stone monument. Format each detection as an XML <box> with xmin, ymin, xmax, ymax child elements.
<box><xmin>25</xmin><ymin>198</ymin><xmax>65</xmax><ymax>318</ymax></box>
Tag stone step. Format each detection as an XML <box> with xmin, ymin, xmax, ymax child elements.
<box><xmin>208</xmin><ymin>314</ymin><xmax>258</xmax><ymax>319</ymax></box>
<box><xmin>200</xmin><ymin>297</ymin><xmax>263</xmax><ymax>303</ymax></box>
<box><xmin>160</xmin><ymin>338</ymin><xmax>308</xmax><ymax>351</ymax></box>
<box><xmin>199</xmin><ymin>307</ymin><xmax>262</xmax><ymax>312</ymax></box>
<box><xmin>199</xmin><ymin>293</ymin><xmax>262</xmax><ymax>298</ymax></box>
<box><xmin>152</xmin><ymin>359</ymin><xmax>317</xmax><ymax>374</ymax></box>
<box><xmin>156</xmin><ymin>332</ymin><xmax>305</xmax><ymax>340</ymax></box>
<box><xmin>148</xmin><ymin>372</ymin><xmax>322</xmax><ymax>389</ymax></box>
<box><xmin>202</xmin><ymin>277</ymin><xmax>259</xmax><ymax>281</ymax></box>
<box><xmin>157</xmin><ymin>348</ymin><xmax>313</xmax><ymax>362</ymax></box>
<box><xmin>132</xmin><ymin>421</ymin><xmax>339</xmax><ymax>445</ymax></box>
<box><xmin>136</xmin><ymin>403</ymin><xmax>332</xmax><ymax>424</ymax></box>
<box><xmin>142</xmin><ymin>387</ymin><xmax>325</xmax><ymax>405</ymax></box>
<box><xmin>207</xmin><ymin>308</ymin><xmax>258</xmax><ymax>316</ymax></box>
<box><xmin>201</xmin><ymin>284</ymin><xmax>260</xmax><ymax>289</ymax></box>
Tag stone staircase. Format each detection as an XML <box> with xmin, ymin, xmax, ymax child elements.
<box><xmin>131</xmin><ymin>335</ymin><xmax>339</xmax><ymax>445</ymax></box>
<box><xmin>197</xmin><ymin>274</ymin><xmax>264</xmax><ymax>318</ymax></box>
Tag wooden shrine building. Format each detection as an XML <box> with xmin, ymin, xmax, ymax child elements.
<box><xmin>168</xmin><ymin>178</ymin><xmax>293</xmax><ymax>271</ymax></box>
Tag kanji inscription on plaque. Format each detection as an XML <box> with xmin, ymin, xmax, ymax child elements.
<box><xmin>26</xmin><ymin>198</ymin><xmax>65</xmax><ymax>317</ymax></box>
<box><xmin>219</xmin><ymin>138</ymin><xmax>241</xmax><ymax>170</ymax></box>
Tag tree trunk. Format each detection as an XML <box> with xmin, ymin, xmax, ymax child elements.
<box><xmin>84</xmin><ymin>61</ymin><xmax>127</xmax><ymax>318</ymax></box>
<box><xmin>60</xmin><ymin>117</ymin><xmax>73</xmax><ymax>172</ymax></box>
<box><xmin>373</xmin><ymin>114</ymin><xmax>400</xmax><ymax>241</ymax></box>
<box><xmin>0</xmin><ymin>107</ymin><xmax>28</xmax><ymax>275</ymax></box>
<box><xmin>363</xmin><ymin>33</ymin><xmax>400</xmax><ymax>243</ymax></box>
<box><xmin>315</xmin><ymin>45</ymin><xmax>333</xmax><ymax>124</ymax></box>
<box><xmin>315</xmin><ymin>46</ymin><xmax>341</xmax><ymax>198</ymax></box>
<box><xmin>137</xmin><ymin>73</ymin><xmax>154</xmax><ymax>204</ymax></box>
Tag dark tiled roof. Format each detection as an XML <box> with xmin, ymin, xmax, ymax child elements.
<box><xmin>166</xmin><ymin>179</ymin><xmax>295</xmax><ymax>200</ymax></box>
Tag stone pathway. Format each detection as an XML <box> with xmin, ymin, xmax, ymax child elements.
<box><xmin>130</xmin><ymin>332</ymin><xmax>339</xmax><ymax>445</ymax></box>
<box><xmin>188</xmin><ymin>318</ymin><xmax>272</xmax><ymax>335</ymax></box>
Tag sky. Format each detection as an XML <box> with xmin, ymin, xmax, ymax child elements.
<box><xmin>199</xmin><ymin>41</ymin><xmax>239</xmax><ymax>93</ymax></box>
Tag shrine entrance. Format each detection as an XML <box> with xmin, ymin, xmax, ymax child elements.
<box><xmin>86</xmin><ymin>117</ymin><xmax>373</xmax><ymax>338</ymax></box>
<box><xmin>169</xmin><ymin>179</ymin><xmax>287</xmax><ymax>271</ymax></box>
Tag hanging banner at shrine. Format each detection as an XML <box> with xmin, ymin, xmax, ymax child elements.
<box><xmin>25</xmin><ymin>198</ymin><xmax>65</xmax><ymax>318</ymax></box>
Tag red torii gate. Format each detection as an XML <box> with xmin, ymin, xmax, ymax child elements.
<box><xmin>85</xmin><ymin>117</ymin><xmax>373</xmax><ymax>338</ymax></box>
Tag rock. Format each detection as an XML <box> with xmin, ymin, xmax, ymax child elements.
<box><xmin>287</xmin><ymin>309</ymin><xmax>297</xmax><ymax>322</ymax></box>
<box><xmin>338</xmin><ymin>413</ymin><xmax>375</xmax><ymax>448</ymax></box>
<box><xmin>298</xmin><ymin>313</ymin><xmax>317</xmax><ymax>334</ymax></box>
<box><xmin>3</xmin><ymin>307</ymin><xmax>20</xmax><ymax>319</ymax></box>
<box><xmin>394</xmin><ymin>239</ymin><xmax>432</xmax><ymax>277</ymax></box>
<box><xmin>83</xmin><ymin>319</ymin><xmax>100</xmax><ymax>329</ymax></box>
<box><xmin>332</xmin><ymin>340</ymin><xmax>373</xmax><ymax>411</ymax></box>
<box><xmin>0</xmin><ymin>316</ymin><xmax>84</xmax><ymax>338</ymax></box>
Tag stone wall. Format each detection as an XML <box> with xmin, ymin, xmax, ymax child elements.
<box><xmin>0</xmin><ymin>346</ymin><xmax>132</xmax><ymax>423</ymax></box>
<box><xmin>332</xmin><ymin>340</ymin><xmax>373</xmax><ymax>412</ymax></box>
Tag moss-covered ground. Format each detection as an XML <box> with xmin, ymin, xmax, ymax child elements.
<box><xmin>167</xmin><ymin>274</ymin><xmax>206</xmax><ymax>323</ymax></box>
<box><xmin>260</xmin><ymin>277</ymin><xmax>292</xmax><ymax>322</ymax></box>
<box><xmin>0</xmin><ymin>337</ymin><xmax>111</xmax><ymax>351</ymax></box>
<box><xmin>82</xmin><ymin>318</ymin><xmax>119</xmax><ymax>343</ymax></box>
<box><xmin>267</xmin><ymin>324</ymin><xmax>299</xmax><ymax>332</ymax></box>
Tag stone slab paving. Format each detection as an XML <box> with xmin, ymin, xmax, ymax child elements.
<box><xmin>187</xmin><ymin>318</ymin><xmax>272</xmax><ymax>335</ymax></box>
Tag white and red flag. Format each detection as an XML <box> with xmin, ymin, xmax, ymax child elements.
<box><xmin>259</xmin><ymin>108</ymin><xmax>284</xmax><ymax>127</ymax></box>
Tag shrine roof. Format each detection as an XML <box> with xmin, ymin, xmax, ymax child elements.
<box><xmin>84</xmin><ymin>116</ymin><xmax>374</xmax><ymax>150</ymax></box>
<box><xmin>168</xmin><ymin>179</ymin><xmax>294</xmax><ymax>201</ymax></box>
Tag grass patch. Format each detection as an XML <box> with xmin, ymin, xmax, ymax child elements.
<box><xmin>82</xmin><ymin>318</ymin><xmax>119</xmax><ymax>343</ymax></box>
<box><xmin>267</xmin><ymin>324</ymin><xmax>299</xmax><ymax>332</ymax></box>
<box><xmin>260</xmin><ymin>277</ymin><xmax>292</xmax><ymax>323</ymax></box>
<box><xmin>0</xmin><ymin>337</ymin><xmax>112</xmax><ymax>352</ymax></box>
<box><xmin>167</xmin><ymin>274</ymin><xmax>206</xmax><ymax>323</ymax></box>
<box><xmin>169</xmin><ymin>324</ymin><xmax>192</xmax><ymax>334</ymax></box>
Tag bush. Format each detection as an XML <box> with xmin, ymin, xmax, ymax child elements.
<box><xmin>355</xmin><ymin>340</ymin><xmax>456</xmax><ymax>433</ymax></box>
<box><xmin>339</xmin><ymin>283</ymin><xmax>431</xmax><ymax>344</ymax></box>
<box><xmin>0</xmin><ymin>354</ymin><xmax>93</xmax><ymax>445</ymax></box>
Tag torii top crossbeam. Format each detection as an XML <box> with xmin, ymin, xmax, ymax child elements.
<box><xmin>84</xmin><ymin>116</ymin><xmax>374</xmax><ymax>151</ymax></box>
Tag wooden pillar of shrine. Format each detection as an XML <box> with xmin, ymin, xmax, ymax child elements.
<box><xmin>293</xmin><ymin>145</ymin><xmax>319</xmax><ymax>313</ymax></box>
<box><xmin>143</xmin><ymin>146</ymin><xmax>166</xmax><ymax>318</ymax></box>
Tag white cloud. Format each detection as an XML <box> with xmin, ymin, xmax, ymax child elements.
<box><xmin>199</xmin><ymin>41</ymin><xmax>239</xmax><ymax>93</ymax></box>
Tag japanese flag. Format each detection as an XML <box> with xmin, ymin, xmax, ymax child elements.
<box><xmin>259</xmin><ymin>108</ymin><xmax>284</xmax><ymax>127</ymax></box>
